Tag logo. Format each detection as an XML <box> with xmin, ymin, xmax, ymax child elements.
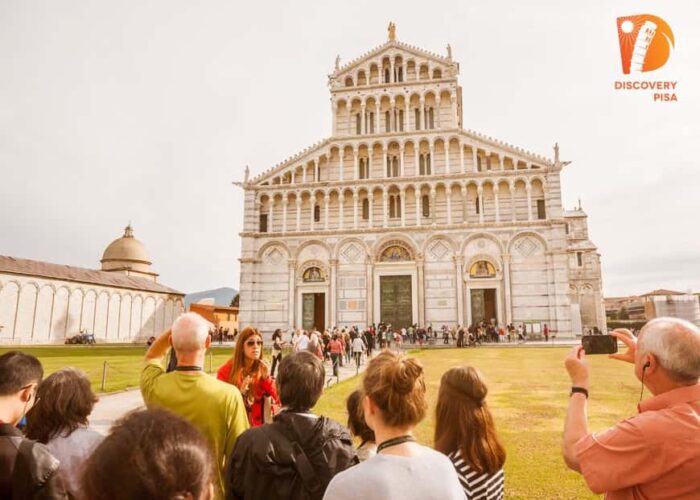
<box><xmin>617</xmin><ymin>15</ymin><xmax>674</xmax><ymax>74</ymax></box>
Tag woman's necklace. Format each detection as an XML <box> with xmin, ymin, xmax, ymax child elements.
<box><xmin>377</xmin><ymin>435</ymin><xmax>415</xmax><ymax>453</ymax></box>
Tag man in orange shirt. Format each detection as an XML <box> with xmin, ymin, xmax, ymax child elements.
<box><xmin>562</xmin><ymin>317</ymin><xmax>700</xmax><ymax>499</ymax></box>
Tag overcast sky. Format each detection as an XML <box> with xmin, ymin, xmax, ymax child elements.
<box><xmin>1</xmin><ymin>0</ymin><xmax>698</xmax><ymax>297</ymax></box>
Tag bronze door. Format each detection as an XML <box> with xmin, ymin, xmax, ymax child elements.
<box><xmin>302</xmin><ymin>293</ymin><xmax>325</xmax><ymax>331</ymax></box>
<box><xmin>380</xmin><ymin>275</ymin><xmax>412</xmax><ymax>329</ymax></box>
<box><xmin>470</xmin><ymin>289</ymin><xmax>497</xmax><ymax>325</ymax></box>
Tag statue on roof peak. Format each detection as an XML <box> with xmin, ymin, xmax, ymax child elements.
<box><xmin>388</xmin><ymin>22</ymin><xmax>396</xmax><ymax>41</ymax></box>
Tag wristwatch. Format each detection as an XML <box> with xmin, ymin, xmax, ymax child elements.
<box><xmin>570</xmin><ymin>386</ymin><xmax>589</xmax><ymax>399</ymax></box>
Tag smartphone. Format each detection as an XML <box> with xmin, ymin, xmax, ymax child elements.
<box><xmin>581</xmin><ymin>335</ymin><xmax>618</xmax><ymax>355</ymax></box>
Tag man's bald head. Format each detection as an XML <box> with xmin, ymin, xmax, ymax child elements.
<box><xmin>638</xmin><ymin>317</ymin><xmax>700</xmax><ymax>384</ymax></box>
<box><xmin>171</xmin><ymin>313</ymin><xmax>210</xmax><ymax>354</ymax></box>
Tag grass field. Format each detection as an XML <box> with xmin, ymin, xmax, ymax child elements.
<box><xmin>314</xmin><ymin>347</ymin><xmax>638</xmax><ymax>499</ymax></box>
<box><xmin>2</xmin><ymin>345</ymin><xmax>637</xmax><ymax>498</ymax></box>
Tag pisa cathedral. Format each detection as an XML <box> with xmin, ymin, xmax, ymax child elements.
<box><xmin>238</xmin><ymin>27</ymin><xmax>605</xmax><ymax>338</ymax></box>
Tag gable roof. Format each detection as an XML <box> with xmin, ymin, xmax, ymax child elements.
<box><xmin>249</xmin><ymin>137</ymin><xmax>331</xmax><ymax>185</ymax></box>
<box><xmin>0</xmin><ymin>255</ymin><xmax>184</xmax><ymax>296</ymax></box>
<box><xmin>332</xmin><ymin>39</ymin><xmax>453</xmax><ymax>78</ymax></box>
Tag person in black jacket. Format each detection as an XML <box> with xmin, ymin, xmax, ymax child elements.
<box><xmin>226</xmin><ymin>351</ymin><xmax>358</xmax><ymax>500</ymax></box>
<box><xmin>0</xmin><ymin>351</ymin><xmax>68</xmax><ymax>500</ymax></box>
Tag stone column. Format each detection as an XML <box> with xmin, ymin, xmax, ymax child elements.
<box><xmin>430</xmin><ymin>186</ymin><xmax>437</xmax><ymax>225</ymax></box>
<box><xmin>420</xmin><ymin>97</ymin><xmax>425</xmax><ymax>130</ymax></box>
<box><xmin>339</xmin><ymin>194</ymin><xmax>344</xmax><ymax>230</ymax></box>
<box><xmin>503</xmin><ymin>254</ymin><xmax>512</xmax><ymax>325</ymax></box>
<box><xmin>510</xmin><ymin>184</ymin><xmax>516</xmax><ymax>222</ymax></box>
<box><xmin>269</xmin><ymin>198</ymin><xmax>275</xmax><ymax>232</ymax></box>
<box><xmin>339</xmin><ymin>149</ymin><xmax>344</xmax><ymax>182</ymax></box>
<box><xmin>390</xmin><ymin>98</ymin><xmax>395</xmax><ymax>132</ymax></box>
<box><xmin>382</xmin><ymin>143</ymin><xmax>388</xmax><ymax>177</ymax></box>
<box><xmin>309</xmin><ymin>196</ymin><xmax>315</xmax><ymax>231</ymax></box>
<box><xmin>366</xmin><ymin>259</ymin><xmax>374</xmax><ymax>325</ymax></box>
<box><xmin>472</xmin><ymin>147</ymin><xmax>478</xmax><ymax>172</ymax></box>
<box><xmin>428</xmin><ymin>143</ymin><xmax>434</xmax><ymax>175</ymax></box>
<box><xmin>368</xmin><ymin>194</ymin><xmax>374</xmax><ymax>228</ymax></box>
<box><xmin>329</xmin><ymin>259</ymin><xmax>338</xmax><ymax>328</ymax></box>
<box><xmin>414</xmin><ymin>147</ymin><xmax>420</xmax><ymax>175</ymax></box>
<box><xmin>436</xmin><ymin>96</ymin><xmax>441</xmax><ymax>128</ymax></box>
<box><xmin>361</xmin><ymin>103</ymin><xmax>367</xmax><ymax>135</ymax></box>
<box><xmin>460</xmin><ymin>143</ymin><xmax>465</xmax><ymax>173</ymax></box>
<box><xmin>400</xmin><ymin>188</ymin><xmax>406</xmax><ymax>227</ymax></box>
<box><xmin>451</xmin><ymin>94</ymin><xmax>457</xmax><ymax>126</ymax></box>
<box><xmin>446</xmin><ymin>189</ymin><xmax>452</xmax><ymax>225</ymax></box>
<box><xmin>526</xmin><ymin>183</ymin><xmax>533</xmax><ymax>221</ymax></box>
<box><xmin>382</xmin><ymin>190</ymin><xmax>389</xmax><ymax>227</ymax></box>
<box><xmin>390</xmin><ymin>60</ymin><xmax>395</xmax><ymax>83</ymax></box>
<box><xmin>445</xmin><ymin>140</ymin><xmax>450</xmax><ymax>174</ymax></box>
<box><xmin>302</xmin><ymin>165</ymin><xmax>307</xmax><ymax>183</ymax></box>
<box><xmin>282</xmin><ymin>197</ymin><xmax>288</xmax><ymax>233</ymax></box>
<box><xmin>404</xmin><ymin>98</ymin><xmax>409</xmax><ymax>132</ymax></box>
<box><xmin>494</xmin><ymin>189</ymin><xmax>500</xmax><ymax>223</ymax></box>
<box><xmin>454</xmin><ymin>256</ymin><xmax>464</xmax><ymax>325</ymax></box>
<box><xmin>478</xmin><ymin>185</ymin><xmax>484</xmax><ymax>224</ymax></box>
<box><xmin>353</xmin><ymin>149</ymin><xmax>359</xmax><ymax>180</ymax></box>
<box><xmin>399</xmin><ymin>145</ymin><xmax>405</xmax><ymax>177</ymax></box>
<box><xmin>353</xmin><ymin>192</ymin><xmax>359</xmax><ymax>229</ymax></box>
<box><xmin>415</xmin><ymin>190</ymin><xmax>421</xmax><ymax>226</ymax></box>
<box><xmin>417</xmin><ymin>256</ymin><xmax>425</xmax><ymax>325</ymax></box>
<box><xmin>324</xmin><ymin>193</ymin><xmax>330</xmax><ymax>230</ymax></box>
<box><xmin>498</xmin><ymin>154</ymin><xmax>503</xmax><ymax>170</ymax></box>
<box><xmin>461</xmin><ymin>185</ymin><xmax>468</xmax><ymax>223</ymax></box>
<box><xmin>296</xmin><ymin>195</ymin><xmax>302</xmax><ymax>231</ymax></box>
<box><xmin>315</xmin><ymin>158</ymin><xmax>320</xmax><ymax>181</ymax></box>
<box><xmin>347</xmin><ymin>104</ymin><xmax>353</xmax><ymax>136</ymax></box>
<box><xmin>288</xmin><ymin>260</ymin><xmax>296</xmax><ymax>328</ymax></box>
<box><xmin>375</xmin><ymin>102</ymin><xmax>380</xmax><ymax>133</ymax></box>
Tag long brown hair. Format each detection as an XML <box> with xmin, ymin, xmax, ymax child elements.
<box><xmin>434</xmin><ymin>366</ymin><xmax>506</xmax><ymax>474</ymax></box>
<box><xmin>363</xmin><ymin>350</ymin><xmax>427</xmax><ymax>427</ymax></box>
<box><xmin>229</xmin><ymin>326</ymin><xmax>268</xmax><ymax>386</ymax></box>
<box><xmin>25</xmin><ymin>368</ymin><xmax>98</xmax><ymax>444</ymax></box>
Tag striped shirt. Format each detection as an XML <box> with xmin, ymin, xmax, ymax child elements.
<box><xmin>448</xmin><ymin>450</ymin><xmax>504</xmax><ymax>500</ymax></box>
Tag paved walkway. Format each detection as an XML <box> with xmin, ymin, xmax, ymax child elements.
<box><xmin>90</xmin><ymin>351</ymin><xmax>374</xmax><ymax>435</ymax></box>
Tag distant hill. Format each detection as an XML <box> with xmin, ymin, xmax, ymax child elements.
<box><xmin>184</xmin><ymin>287</ymin><xmax>238</xmax><ymax>308</ymax></box>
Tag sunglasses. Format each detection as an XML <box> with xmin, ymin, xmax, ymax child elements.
<box><xmin>246</xmin><ymin>340</ymin><xmax>263</xmax><ymax>347</ymax></box>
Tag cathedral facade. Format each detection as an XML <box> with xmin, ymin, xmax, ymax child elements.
<box><xmin>238</xmin><ymin>28</ymin><xmax>605</xmax><ymax>338</ymax></box>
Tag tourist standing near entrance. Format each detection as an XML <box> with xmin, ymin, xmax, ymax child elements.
<box><xmin>218</xmin><ymin>326</ymin><xmax>280</xmax><ymax>427</ymax></box>
<box><xmin>140</xmin><ymin>313</ymin><xmax>249</xmax><ymax>497</ymax></box>
<box><xmin>435</xmin><ymin>367</ymin><xmax>505</xmax><ymax>499</ymax></box>
<box><xmin>323</xmin><ymin>351</ymin><xmax>463</xmax><ymax>500</ymax></box>
<box><xmin>270</xmin><ymin>329</ymin><xmax>285</xmax><ymax>378</ymax></box>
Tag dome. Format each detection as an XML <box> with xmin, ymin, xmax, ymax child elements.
<box><xmin>100</xmin><ymin>225</ymin><xmax>153</xmax><ymax>275</ymax></box>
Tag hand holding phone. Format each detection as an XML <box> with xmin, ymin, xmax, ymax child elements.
<box><xmin>581</xmin><ymin>335</ymin><xmax>618</xmax><ymax>355</ymax></box>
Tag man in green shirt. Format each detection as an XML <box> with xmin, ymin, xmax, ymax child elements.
<box><xmin>140</xmin><ymin>313</ymin><xmax>249</xmax><ymax>498</ymax></box>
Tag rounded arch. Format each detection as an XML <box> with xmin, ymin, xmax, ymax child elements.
<box><xmin>373</xmin><ymin>233</ymin><xmax>419</xmax><ymax>261</ymax></box>
<box><xmin>21</xmin><ymin>281</ymin><xmax>40</xmax><ymax>293</ymax></box>
<box><xmin>507</xmin><ymin>230</ymin><xmax>549</xmax><ymax>253</ymax></box>
<box><xmin>460</xmin><ymin>232</ymin><xmax>505</xmax><ymax>256</ymax></box>
<box><xmin>294</xmin><ymin>239</ymin><xmax>333</xmax><ymax>261</ymax></box>
<box><xmin>422</xmin><ymin>234</ymin><xmax>458</xmax><ymax>255</ymax></box>
<box><xmin>257</xmin><ymin>241</ymin><xmax>291</xmax><ymax>261</ymax></box>
<box><xmin>333</xmin><ymin>236</ymin><xmax>371</xmax><ymax>261</ymax></box>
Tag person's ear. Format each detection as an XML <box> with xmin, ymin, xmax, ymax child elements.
<box><xmin>19</xmin><ymin>383</ymin><xmax>36</xmax><ymax>403</ymax></box>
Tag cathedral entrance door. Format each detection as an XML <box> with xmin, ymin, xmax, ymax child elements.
<box><xmin>302</xmin><ymin>293</ymin><xmax>325</xmax><ymax>331</ymax></box>
<box><xmin>380</xmin><ymin>275</ymin><xmax>412</xmax><ymax>330</ymax></box>
<box><xmin>470</xmin><ymin>289</ymin><xmax>497</xmax><ymax>325</ymax></box>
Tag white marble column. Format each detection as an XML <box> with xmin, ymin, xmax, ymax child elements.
<box><xmin>353</xmin><ymin>149</ymin><xmax>359</xmax><ymax>180</ymax></box>
<box><xmin>417</xmin><ymin>258</ymin><xmax>425</xmax><ymax>325</ymax></box>
<box><xmin>445</xmin><ymin>140</ymin><xmax>450</xmax><ymax>174</ymax></box>
<box><xmin>498</xmin><ymin>155</ymin><xmax>503</xmax><ymax>170</ymax></box>
<box><xmin>451</xmin><ymin>94</ymin><xmax>457</xmax><ymax>127</ymax></box>
<box><xmin>436</xmin><ymin>96</ymin><xmax>441</xmax><ymax>128</ymax></box>
<box><xmin>339</xmin><ymin>150</ymin><xmax>344</xmax><ymax>182</ymax></box>
<box><xmin>478</xmin><ymin>185</ymin><xmax>484</xmax><ymax>224</ymax></box>
<box><xmin>338</xmin><ymin>195</ymin><xmax>344</xmax><ymax>230</ymax></box>
<box><xmin>353</xmin><ymin>193</ymin><xmax>359</xmax><ymax>229</ymax></box>
<box><xmin>399</xmin><ymin>146</ymin><xmax>405</xmax><ymax>177</ymax></box>
<box><xmin>455</xmin><ymin>256</ymin><xmax>464</xmax><ymax>325</ymax></box>
<box><xmin>269</xmin><ymin>198</ymin><xmax>275</xmax><ymax>232</ymax></box>
<box><xmin>288</xmin><ymin>260</ymin><xmax>296</xmax><ymax>328</ymax></box>
<box><xmin>415</xmin><ymin>190</ymin><xmax>421</xmax><ymax>226</ymax></box>
<box><xmin>302</xmin><ymin>165</ymin><xmax>307</xmax><ymax>183</ymax></box>
<box><xmin>461</xmin><ymin>185</ymin><xmax>468</xmax><ymax>223</ymax></box>
<box><xmin>383</xmin><ymin>144</ymin><xmax>388</xmax><ymax>177</ymax></box>
<box><xmin>400</xmin><ymin>189</ymin><xmax>406</xmax><ymax>227</ymax></box>
<box><xmin>390</xmin><ymin>98</ymin><xmax>395</xmax><ymax>132</ymax></box>
<box><xmin>347</xmin><ymin>105</ymin><xmax>353</xmax><ymax>136</ymax></box>
<box><xmin>503</xmin><ymin>254</ymin><xmax>512</xmax><ymax>325</ymax></box>
<box><xmin>430</xmin><ymin>187</ymin><xmax>437</xmax><ymax>225</ymax></box>
<box><xmin>382</xmin><ymin>190</ymin><xmax>388</xmax><ymax>227</ymax></box>
<box><xmin>460</xmin><ymin>143</ymin><xmax>465</xmax><ymax>173</ymax></box>
<box><xmin>526</xmin><ymin>183</ymin><xmax>533</xmax><ymax>221</ymax></box>
<box><xmin>329</xmin><ymin>259</ymin><xmax>338</xmax><ymax>328</ymax></box>
<box><xmin>296</xmin><ymin>195</ymin><xmax>302</xmax><ymax>231</ymax></box>
<box><xmin>361</xmin><ymin>103</ymin><xmax>366</xmax><ymax>135</ymax></box>
<box><xmin>368</xmin><ymin>194</ymin><xmax>374</xmax><ymax>228</ymax></box>
<box><xmin>428</xmin><ymin>143</ymin><xmax>434</xmax><ymax>174</ymax></box>
<box><xmin>324</xmin><ymin>193</ymin><xmax>330</xmax><ymax>230</ymax></box>
<box><xmin>510</xmin><ymin>185</ymin><xmax>516</xmax><ymax>222</ymax></box>
<box><xmin>366</xmin><ymin>259</ymin><xmax>374</xmax><ymax>325</ymax></box>
<box><xmin>309</xmin><ymin>197</ymin><xmax>315</xmax><ymax>231</ymax></box>
<box><xmin>282</xmin><ymin>197</ymin><xmax>288</xmax><ymax>233</ymax></box>
<box><xmin>414</xmin><ymin>147</ymin><xmax>420</xmax><ymax>175</ymax></box>
<box><xmin>472</xmin><ymin>147</ymin><xmax>478</xmax><ymax>172</ymax></box>
<box><xmin>420</xmin><ymin>97</ymin><xmax>425</xmax><ymax>130</ymax></box>
<box><xmin>494</xmin><ymin>189</ymin><xmax>500</xmax><ymax>223</ymax></box>
<box><xmin>446</xmin><ymin>189</ymin><xmax>452</xmax><ymax>224</ymax></box>
<box><xmin>375</xmin><ymin>102</ymin><xmax>380</xmax><ymax>133</ymax></box>
<box><xmin>404</xmin><ymin>98</ymin><xmax>409</xmax><ymax>132</ymax></box>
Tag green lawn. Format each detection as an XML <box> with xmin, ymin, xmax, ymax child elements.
<box><xmin>314</xmin><ymin>347</ymin><xmax>638</xmax><ymax>499</ymax></box>
<box><xmin>2</xmin><ymin>345</ymin><xmax>636</xmax><ymax>498</ymax></box>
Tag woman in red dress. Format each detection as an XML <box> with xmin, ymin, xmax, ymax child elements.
<box><xmin>217</xmin><ymin>326</ymin><xmax>279</xmax><ymax>427</ymax></box>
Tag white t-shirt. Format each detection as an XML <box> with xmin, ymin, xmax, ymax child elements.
<box><xmin>352</xmin><ymin>337</ymin><xmax>366</xmax><ymax>353</ymax></box>
<box><xmin>323</xmin><ymin>445</ymin><xmax>464</xmax><ymax>500</ymax></box>
<box><xmin>297</xmin><ymin>335</ymin><xmax>309</xmax><ymax>351</ymax></box>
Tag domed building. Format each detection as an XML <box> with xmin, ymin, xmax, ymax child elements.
<box><xmin>0</xmin><ymin>225</ymin><xmax>184</xmax><ymax>344</ymax></box>
<box><xmin>100</xmin><ymin>224</ymin><xmax>158</xmax><ymax>281</ymax></box>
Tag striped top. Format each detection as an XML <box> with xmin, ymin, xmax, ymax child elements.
<box><xmin>448</xmin><ymin>450</ymin><xmax>504</xmax><ymax>500</ymax></box>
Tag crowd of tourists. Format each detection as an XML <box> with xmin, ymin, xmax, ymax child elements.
<box><xmin>1</xmin><ymin>315</ymin><xmax>698</xmax><ymax>499</ymax></box>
